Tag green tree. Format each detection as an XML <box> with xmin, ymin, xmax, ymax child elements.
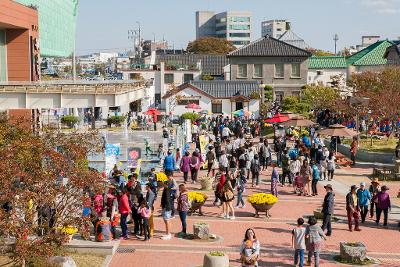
<box><xmin>281</xmin><ymin>96</ymin><xmax>311</xmax><ymax>117</ymax></box>
<box><xmin>187</xmin><ymin>37</ymin><xmax>236</xmax><ymax>54</ymax></box>
<box><xmin>301</xmin><ymin>84</ymin><xmax>340</xmax><ymax>111</ymax></box>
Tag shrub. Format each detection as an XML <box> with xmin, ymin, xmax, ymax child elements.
<box><xmin>209</xmin><ymin>251</ymin><xmax>225</xmax><ymax>257</ymax></box>
<box><xmin>181</xmin><ymin>112</ymin><xmax>200</xmax><ymax>122</ymax></box>
<box><xmin>61</xmin><ymin>115</ymin><xmax>79</xmax><ymax>128</ymax></box>
<box><xmin>107</xmin><ymin>115</ymin><xmax>126</xmax><ymax>126</ymax></box>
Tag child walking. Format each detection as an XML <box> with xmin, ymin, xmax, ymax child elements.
<box><xmin>292</xmin><ymin>218</ymin><xmax>306</xmax><ymax>267</ymax></box>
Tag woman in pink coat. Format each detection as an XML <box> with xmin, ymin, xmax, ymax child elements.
<box><xmin>180</xmin><ymin>151</ymin><xmax>191</xmax><ymax>183</ymax></box>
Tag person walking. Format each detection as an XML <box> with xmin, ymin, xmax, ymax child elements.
<box><xmin>300</xmin><ymin>160</ymin><xmax>312</xmax><ymax>197</ymax></box>
<box><xmin>350</xmin><ymin>137</ymin><xmax>358</xmax><ymax>166</ymax></box>
<box><xmin>236</xmin><ymin>171</ymin><xmax>246</xmax><ymax>208</ymax></box>
<box><xmin>289</xmin><ymin>157</ymin><xmax>301</xmax><ymax>190</ymax></box>
<box><xmin>346</xmin><ymin>185</ymin><xmax>361</xmax><ymax>232</ymax></box>
<box><xmin>292</xmin><ymin>218</ymin><xmax>306</xmax><ymax>267</ymax></box>
<box><xmin>190</xmin><ymin>151</ymin><xmax>200</xmax><ymax>183</ymax></box>
<box><xmin>219</xmin><ymin>150</ymin><xmax>229</xmax><ymax>175</ymax></box>
<box><xmin>163</xmin><ymin>150</ymin><xmax>175</xmax><ymax>177</ymax></box>
<box><xmin>240</xmin><ymin>228</ymin><xmax>260</xmax><ymax>267</ymax></box>
<box><xmin>369</xmin><ymin>178</ymin><xmax>380</xmax><ymax>218</ymax></box>
<box><xmin>271</xmin><ymin>163</ymin><xmax>279</xmax><ymax>197</ymax></box>
<box><xmin>311</xmin><ymin>161</ymin><xmax>320</xmax><ymax>196</ymax></box>
<box><xmin>306</xmin><ymin>216</ymin><xmax>327</xmax><ymax>267</ymax></box>
<box><xmin>357</xmin><ymin>182</ymin><xmax>371</xmax><ymax>223</ymax></box>
<box><xmin>177</xmin><ymin>184</ymin><xmax>189</xmax><ymax>235</ymax></box>
<box><xmin>206</xmin><ymin>146</ymin><xmax>216</xmax><ymax>177</ymax></box>
<box><xmin>145</xmin><ymin>183</ymin><xmax>156</xmax><ymax>238</ymax></box>
<box><xmin>321</xmin><ymin>184</ymin><xmax>334</xmax><ymax>236</ymax></box>
<box><xmin>221</xmin><ymin>175</ymin><xmax>235</xmax><ymax>220</ymax></box>
<box><xmin>180</xmin><ymin>151</ymin><xmax>191</xmax><ymax>183</ymax></box>
<box><xmin>326</xmin><ymin>152</ymin><xmax>336</xmax><ymax>181</ymax></box>
<box><xmin>280</xmin><ymin>151</ymin><xmax>290</xmax><ymax>186</ymax></box>
<box><xmin>250</xmin><ymin>154</ymin><xmax>261</xmax><ymax>188</ymax></box>
<box><xmin>375</xmin><ymin>185</ymin><xmax>391</xmax><ymax>227</ymax></box>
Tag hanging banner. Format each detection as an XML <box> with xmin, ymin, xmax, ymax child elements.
<box><xmin>127</xmin><ymin>147</ymin><xmax>141</xmax><ymax>168</ymax></box>
<box><xmin>184</xmin><ymin>119</ymin><xmax>192</xmax><ymax>143</ymax></box>
<box><xmin>105</xmin><ymin>143</ymin><xmax>120</xmax><ymax>176</ymax></box>
<box><xmin>199</xmin><ymin>135</ymin><xmax>208</xmax><ymax>168</ymax></box>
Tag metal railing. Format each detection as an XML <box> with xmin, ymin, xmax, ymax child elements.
<box><xmin>0</xmin><ymin>80</ymin><xmax>151</xmax><ymax>94</ymax></box>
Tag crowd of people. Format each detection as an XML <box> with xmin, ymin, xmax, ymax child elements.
<box><xmin>83</xmin><ymin>114</ymin><xmax>398</xmax><ymax>267</ymax></box>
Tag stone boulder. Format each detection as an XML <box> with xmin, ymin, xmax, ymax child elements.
<box><xmin>203</xmin><ymin>253</ymin><xmax>229</xmax><ymax>267</ymax></box>
<box><xmin>193</xmin><ymin>222</ymin><xmax>209</xmax><ymax>240</ymax></box>
<box><xmin>48</xmin><ymin>256</ymin><xmax>77</xmax><ymax>267</ymax></box>
<box><xmin>340</xmin><ymin>242</ymin><xmax>367</xmax><ymax>262</ymax></box>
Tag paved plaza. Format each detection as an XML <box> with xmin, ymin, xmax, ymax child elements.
<box><xmin>108</xmin><ymin>162</ymin><xmax>400</xmax><ymax>267</ymax></box>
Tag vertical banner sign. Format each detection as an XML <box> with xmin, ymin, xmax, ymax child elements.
<box><xmin>184</xmin><ymin>119</ymin><xmax>192</xmax><ymax>143</ymax></box>
<box><xmin>199</xmin><ymin>135</ymin><xmax>208</xmax><ymax>169</ymax></box>
<box><xmin>105</xmin><ymin>143</ymin><xmax>120</xmax><ymax>176</ymax></box>
<box><xmin>127</xmin><ymin>147</ymin><xmax>141</xmax><ymax>168</ymax></box>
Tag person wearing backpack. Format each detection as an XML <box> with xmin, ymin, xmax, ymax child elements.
<box><xmin>95</xmin><ymin>211</ymin><xmax>112</xmax><ymax>242</ymax></box>
<box><xmin>250</xmin><ymin>154</ymin><xmax>261</xmax><ymax>188</ymax></box>
<box><xmin>235</xmin><ymin>171</ymin><xmax>246</xmax><ymax>208</ymax></box>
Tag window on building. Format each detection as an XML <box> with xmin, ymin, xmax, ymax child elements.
<box><xmin>229</xmin><ymin>24</ymin><xmax>251</xmax><ymax>30</ymax></box>
<box><xmin>184</xmin><ymin>74</ymin><xmax>194</xmax><ymax>83</ymax></box>
<box><xmin>211</xmin><ymin>103</ymin><xmax>222</xmax><ymax>114</ymax></box>
<box><xmin>229</xmin><ymin>33</ymin><xmax>251</xmax><ymax>38</ymax></box>
<box><xmin>237</xmin><ymin>64</ymin><xmax>247</xmax><ymax>78</ymax></box>
<box><xmin>291</xmin><ymin>63</ymin><xmax>301</xmax><ymax>78</ymax></box>
<box><xmin>254</xmin><ymin>64</ymin><xmax>263</xmax><ymax>78</ymax></box>
<box><xmin>275</xmin><ymin>91</ymin><xmax>284</xmax><ymax>102</ymax></box>
<box><xmin>164</xmin><ymin>73</ymin><xmax>174</xmax><ymax>84</ymax></box>
<box><xmin>232</xmin><ymin>40</ymin><xmax>250</xmax><ymax>46</ymax></box>
<box><xmin>177</xmin><ymin>99</ymin><xmax>200</xmax><ymax>106</ymax></box>
<box><xmin>230</xmin><ymin>17</ymin><xmax>250</xmax><ymax>22</ymax></box>
<box><xmin>216</xmin><ymin>25</ymin><xmax>227</xmax><ymax>31</ymax></box>
<box><xmin>274</xmin><ymin>64</ymin><xmax>284</xmax><ymax>78</ymax></box>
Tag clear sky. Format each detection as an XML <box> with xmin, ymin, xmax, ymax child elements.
<box><xmin>76</xmin><ymin>0</ymin><xmax>400</xmax><ymax>55</ymax></box>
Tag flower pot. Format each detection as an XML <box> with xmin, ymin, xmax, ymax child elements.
<box><xmin>203</xmin><ymin>253</ymin><xmax>229</xmax><ymax>267</ymax></box>
<box><xmin>199</xmin><ymin>177</ymin><xmax>214</xmax><ymax>191</ymax></box>
<box><xmin>190</xmin><ymin>201</ymin><xmax>205</xmax><ymax>213</ymax></box>
<box><xmin>340</xmin><ymin>242</ymin><xmax>367</xmax><ymax>262</ymax></box>
<box><xmin>250</xmin><ymin>203</ymin><xmax>275</xmax><ymax>217</ymax></box>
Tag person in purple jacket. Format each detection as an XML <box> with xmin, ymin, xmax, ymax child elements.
<box><xmin>180</xmin><ymin>151</ymin><xmax>191</xmax><ymax>183</ymax></box>
<box><xmin>375</xmin><ymin>185</ymin><xmax>391</xmax><ymax>227</ymax></box>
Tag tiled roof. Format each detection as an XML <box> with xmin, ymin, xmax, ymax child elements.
<box><xmin>156</xmin><ymin>54</ymin><xmax>228</xmax><ymax>76</ymax></box>
<box><xmin>228</xmin><ymin>35</ymin><xmax>311</xmax><ymax>57</ymax></box>
<box><xmin>163</xmin><ymin>80</ymin><xmax>261</xmax><ymax>99</ymax></box>
<box><xmin>346</xmin><ymin>40</ymin><xmax>393</xmax><ymax>66</ymax></box>
<box><xmin>308</xmin><ymin>56</ymin><xmax>347</xmax><ymax>69</ymax></box>
<box><xmin>278</xmin><ymin>30</ymin><xmax>310</xmax><ymax>50</ymax></box>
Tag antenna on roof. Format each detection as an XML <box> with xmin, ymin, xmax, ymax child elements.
<box><xmin>333</xmin><ymin>34</ymin><xmax>339</xmax><ymax>55</ymax></box>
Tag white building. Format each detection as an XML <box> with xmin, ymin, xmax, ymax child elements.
<box><xmin>261</xmin><ymin>19</ymin><xmax>290</xmax><ymax>39</ymax></box>
<box><xmin>163</xmin><ymin>80</ymin><xmax>261</xmax><ymax>117</ymax></box>
<box><xmin>307</xmin><ymin>56</ymin><xmax>347</xmax><ymax>87</ymax></box>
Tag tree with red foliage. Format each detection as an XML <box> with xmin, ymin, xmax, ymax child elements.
<box><xmin>0</xmin><ymin>116</ymin><xmax>105</xmax><ymax>266</ymax></box>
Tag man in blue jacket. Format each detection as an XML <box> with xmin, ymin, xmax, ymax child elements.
<box><xmin>356</xmin><ymin>182</ymin><xmax>371</xmax><ymax>223</ymax></box>
<box><xmin>163</xmin><ymin>150</ymin><xmax>175</xmax><ymax>176</ymax></box>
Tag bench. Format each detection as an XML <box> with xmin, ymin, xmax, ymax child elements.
<box><xmin>373</xmin><ymin>167</ymin><xmax>400</xmax><ymax>181</ymax></box>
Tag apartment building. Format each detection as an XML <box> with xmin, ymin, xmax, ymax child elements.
<box><xmin>261</xmin><ymin>19</ymin><xmax>290</xmax><ymax>39</ymax></box>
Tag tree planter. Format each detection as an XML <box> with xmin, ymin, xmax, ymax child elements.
<box><xmin>203</xmin><ymin>252</ymin><xmax>229</xmax><ymax>267</ymax></box>
<box><xmin>193</xmin><ymin>222</ymin><xmax>210</xmax><ymax>240</ymax></box>
<box><xmin>199</xmin><ymin>177</ymin><xmax>214</xmax><ymax>190</ymax></box>
<box><xmin>340</xmin><ymin>242</ymin><xmax>367</xmax><ymax>263</ymax></box>
<box><xmin>251</xmin><ymin>203</ymin><xmax>275</xmax><ymax>217</ymax></box>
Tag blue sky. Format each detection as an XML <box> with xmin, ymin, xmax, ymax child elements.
<box><xmin>76</xmin><ymin>0</ymin><xmax>400</xmax><ymax>55</ymax></box>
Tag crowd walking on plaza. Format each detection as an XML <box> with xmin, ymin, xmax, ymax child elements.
<box><xmin>81</xmin><ymin>114</ymin><xmax>398</xmax><ymax>267</ymax></box>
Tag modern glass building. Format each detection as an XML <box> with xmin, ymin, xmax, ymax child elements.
<box><xmin>15</xmin><ymin>0</ymin><xmax>78</xmax><ymax>57</ymax></box>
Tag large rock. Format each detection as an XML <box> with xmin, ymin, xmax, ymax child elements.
<box><xmin>193</xmin><ymin>222</ymin><xmax>209</xmax><ymax>240</ymax></box>
<box><xmin>203</xmin><ymin>253</ymin><xmax>229</xmax><ymax>267</ymax></box>
<box><xmin>340</xmin><ymin>242</ymin><xmax>367</xmax><ymax>262</ymax></box>
<box><xmin>48</xmin><ymin>256</ymin><xmax>77</xmax><ymax>267</ymax></box>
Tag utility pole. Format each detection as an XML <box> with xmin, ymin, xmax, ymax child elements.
<box><xmin>136</xmin><ymin>21</ymin><xmax>141</xmax><ymax>59</ymax></box>
<box><xmin>72</xmin><ymin>39</ymin><xmax>76</xmax><ymax>81</ymax></box>
<box><xmin>333</xmin><ymin>34</ymin><xmax>339</xmax><ymax>55</ymax></box>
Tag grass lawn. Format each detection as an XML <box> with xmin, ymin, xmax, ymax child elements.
<box><xmin>0</xmin><ymin>253</ymin><xmax>106</xmax><ymax>267</ymax></box>
<box><xmin>343</xmin><ymin>136</ymin><xmax>398</xmax><ymax>153</ymax></box>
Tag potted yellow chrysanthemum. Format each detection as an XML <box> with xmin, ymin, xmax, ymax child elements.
<box><xmin>156</xmin><ymin>172</ymin><xmax>168</xmax><ymax>188</ymax></box>
<box><xmin>188</xmin><ymin>192</ymin><xmax>208</xmax><ymax>215</ymax></box>
<box><xmin>247</xmin><ymin>193</ymin><xmax>278</xmax><ymax>218</ymax></box>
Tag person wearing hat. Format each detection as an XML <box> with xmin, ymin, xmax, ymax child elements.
<box><xmin>321</xmin><ymin>184</ymin><xmax>335</xmax><ymax>236</ymax></box>
<box><xmin>369</xmin><ymin>178</ymin><xmax>381</xmax><ymax>218</ymax></box>
<box><xmin>375</xmin><ymin>185</ymin><xmax>391</xmax><ymax>227</ymax></box>
<box><xmin>346</xmin><ymin>185</ymin><xmax>361</xmax><ymax>232</ymax></box>
<box><xmin>356</xmin><ymin>182</ymin><xmax>371</xmax><ymax>223</ymax></box>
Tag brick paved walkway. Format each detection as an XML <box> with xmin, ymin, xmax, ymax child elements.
<box><xmin>109</xmin><ymin>166</ymin><xmax>400</xmax><ymax>267</ymax></box>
